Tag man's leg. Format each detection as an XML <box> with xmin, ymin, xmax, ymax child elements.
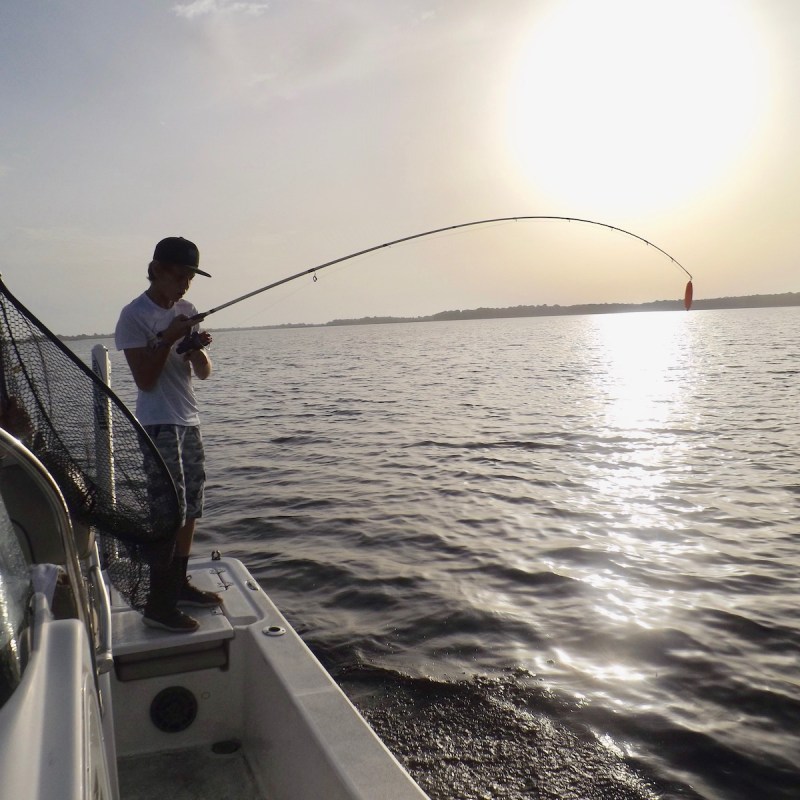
<box><xmin>174</xmin><ymin>427</ymin><xmax>221</xmax><ymax>608</ymax></box>
<box><xmin>176</xmin><ymin>518</ymin><xmax>196</xmax><ymax>557</ymax></box>
<box><xmin>176</xmin><ymin>516</ymin><xmax>221</xmax><ymax>607</ymax></box>
<box><xmin>142</xmin><ymin>425</ymin><xmax>199</xmax><ymax>631</ymax></box>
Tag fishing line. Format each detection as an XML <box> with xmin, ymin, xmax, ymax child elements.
<box><xmin>231</xmin><ymin>277</ymin><xmax>312</xmax><ymax>328</ymax></box>
<box><xmin>193</xmin><ymin>216</ymin><xmax>694</xmax><ymax>322</ymax></box>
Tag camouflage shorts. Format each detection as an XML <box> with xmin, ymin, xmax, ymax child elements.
<box><xmin>143</xmin><ymin>424</ymin><xmax>206</xmax><ymax>523</ymax></box>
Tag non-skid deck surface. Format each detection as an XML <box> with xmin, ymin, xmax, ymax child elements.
<box><xmin>117</xmin><ymin>744</ymin><xmax>267</xmax><ymax>800</ymax></box>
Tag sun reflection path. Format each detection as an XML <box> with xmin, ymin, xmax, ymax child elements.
<box><xmin>592</xmin><ymin>312</ymin><xmax>690</xmax><ymax>431</ymax></box>
<box><xmin>538</xmin><ymin>313</ymin><xmax>708</xmax><ymax>702</ymax></box>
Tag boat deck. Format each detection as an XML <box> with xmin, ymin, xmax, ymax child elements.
<box><xmin>108</xmin><ymin>557</ymin><xmax>430</xmax><ymax>800</ymax></box>
<box><xmin>118</xmin><ymin>743</ymin><xmax>266</xmax><ymax>800</ymax></box>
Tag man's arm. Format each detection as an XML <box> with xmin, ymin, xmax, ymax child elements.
<box><xmin>182</xmin><ymin>329</ymin><xmax>212</xmax><ymax>381</ymax></box>
<box><xmin>123</xmin><ymin>314</ymin><xmax>194</xmax><ymax>391</ymax></box>
<box><xmin>123</xmin><ymin>345</ymin><xmax>171</xmax><ymax>392</ymax></box>
<box><xmin>187</xmin><ymin>348</ymin><xmax>212</xmax><ymax>381</ymax></box>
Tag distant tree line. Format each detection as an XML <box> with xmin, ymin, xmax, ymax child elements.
<box><xmin>60</xmin><ymin>292</ymin><xmax>800</xmax><ymax>339</ymax></box>
<box><xmin>325</xmin><ymin>292</ymin><xmax>800</xmax><ymax>327</ymax></box>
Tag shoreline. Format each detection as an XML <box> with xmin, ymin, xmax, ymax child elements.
<box><xmin>61</xmin><ymin>291</ymin><xmax>800</xmax><ymax>340</ymax></box>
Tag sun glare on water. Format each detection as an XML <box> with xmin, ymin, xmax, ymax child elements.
<box><xmin>506</xmin><ymin>0</ymin><xmax>769</xmax><ymax>214</ymax></box>
<box><xmin>593</xmin><ymin>311</ymin><xmax>687</xmax><ymax>431</ymax></box>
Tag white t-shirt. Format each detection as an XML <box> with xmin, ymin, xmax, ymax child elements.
<box><xmin>114</xmin><ymin>292</ymin><xmax>201</xmax><ymax>426</ymax></box>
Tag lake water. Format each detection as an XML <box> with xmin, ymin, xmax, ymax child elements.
<box><xmin>75</xmin><ymin>307</ymin><xmax>800</xmax><ymax>800</ymax></box>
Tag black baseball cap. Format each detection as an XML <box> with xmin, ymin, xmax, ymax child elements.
<box><xmin>152</xmin><ymin>237</ymin><xmax>211</xmax><ymax>277</ymax></box>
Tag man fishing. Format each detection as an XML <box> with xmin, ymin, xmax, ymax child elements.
<box><xmin>115</xmin><ymin>236</ymin><xmax>220</xmax><ymax>632</ymax></box>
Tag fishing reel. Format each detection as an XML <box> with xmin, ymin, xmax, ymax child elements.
<box><xmin>176</xmin><ymin>331</ymin><xmax>206</xmax><ymax>354</ymax></box>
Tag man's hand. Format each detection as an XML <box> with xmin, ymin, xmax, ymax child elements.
<box><xmin>177</xmin><ymin>330</ymin><xmax>212</xmax><ymax>355</ymax></box>
<box><xmin>160</xmin><ymin>314</ymin><xmax>194</xmax><ymax>346</ymax></box>
<box><xmin>186</xmin><ymin>336</ymin><xmax>212</xmax><ymax>380</ymax></box>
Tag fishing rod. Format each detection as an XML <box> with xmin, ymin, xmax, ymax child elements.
<box><xmin>191</xmin><ymin>215</ymin><xmax>694</xmax><ymax>323</ymax></box>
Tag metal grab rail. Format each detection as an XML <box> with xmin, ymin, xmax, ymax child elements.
<box><xmin>88</xmin><ymin>544</ymin><xmax>114</xmax><ymax>676</ymax></box>
<box><xmin>0</xmin><ymin>429</ymin><xmax>89</xmax><ymax>631</ymax></box>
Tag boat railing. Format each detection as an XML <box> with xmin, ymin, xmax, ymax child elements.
<box><xmin>0</xmin><ymin>428</ymin><xmax>100</xmax><ymax>664</ymax></box>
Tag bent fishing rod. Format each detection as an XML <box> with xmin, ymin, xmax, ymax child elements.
<box><xmin>191</xmin><ymin>215</ymin><xmax>694</xmax><ymax>323</ymax></box>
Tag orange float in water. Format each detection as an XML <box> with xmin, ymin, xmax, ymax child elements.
<box><xmin>684</xmin><ymin>280</ymin><xmax>693</xmax><ymax>311</ymax></box>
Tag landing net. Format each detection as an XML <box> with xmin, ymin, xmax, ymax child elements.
<box><xmin>0</xmin><ymin>278</ymin><xmax>180</xmax><ymax>610</ymax></box>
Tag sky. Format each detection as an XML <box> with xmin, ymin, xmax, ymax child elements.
<box><xmin>1</xmin><ymin>0</ymin><xmax>798</xmax><ymax>335</ymax></box>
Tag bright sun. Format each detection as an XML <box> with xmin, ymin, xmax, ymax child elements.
<box><xmin>506</xmin><ymin>0</ymin><xmax>769</xmax><ymax>214</ymax></box>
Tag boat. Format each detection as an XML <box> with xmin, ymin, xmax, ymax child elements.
<box><xmin>0</xmin><ymin>319</ymin><xmax>430</xmax><ymax>798</ymax></box>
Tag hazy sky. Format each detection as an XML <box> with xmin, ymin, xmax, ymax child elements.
<box><xmin>1</xmin><ymin>0</ymin><xmax>797</xmax><ymax>335</ymax></box>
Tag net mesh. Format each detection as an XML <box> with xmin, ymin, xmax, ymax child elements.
<box><xmin>0</xmin><ymin>278</ymin><xmax>180</xmax><ymax>610</ymax></box>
